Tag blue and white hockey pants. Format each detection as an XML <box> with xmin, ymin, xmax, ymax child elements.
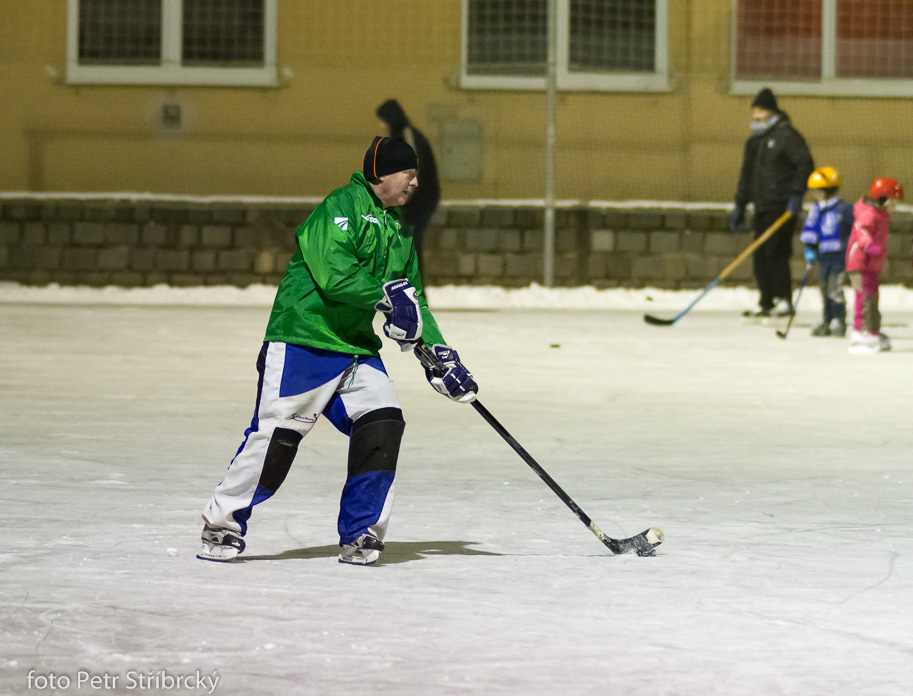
<box><xmin>202</xmin><ymin>342</ymin><xmax>404</xmax><ymax>545</ymax></box>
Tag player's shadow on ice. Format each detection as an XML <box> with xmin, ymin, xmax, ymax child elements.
<box><xmin>241</xmin><ymin>540</ymin><xmax>503</xmax><ymax>565</ymax></box>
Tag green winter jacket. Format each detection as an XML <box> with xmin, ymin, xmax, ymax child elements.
<box><xmin>264</xmin><ymin>171</ymin><xmax>445</xmax><ymax>356</ymax></box>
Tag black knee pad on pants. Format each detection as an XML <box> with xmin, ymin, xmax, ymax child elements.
<box><xmin>258</xmin><ymin>427</ymin><xmax>303</xmax><ymax>493</ymax></box>
<box><xmin>347</xmin><ymin>408</ymin><xmax>405</xmax><ymax>478</ymax></box>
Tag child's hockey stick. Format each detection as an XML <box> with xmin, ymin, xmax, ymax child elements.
<box><xmin>776</xmin><ymin>262</ymin><xmax>812</xmax><ymax>340</ymax></box>
<box><xmin>413</xmin><ymin>342</ymin><xmax>664</xmax><ymax>557</ymax></box>
<box><xmin>644</xmin><ymin>210</ymin><xmax>793</xmax><ymax>326</ymax></box>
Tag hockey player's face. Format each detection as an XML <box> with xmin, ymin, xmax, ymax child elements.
<box><xmin>377</xmin><ymin>169</ymin><xmax>418</xmax><ymax>208</ymax></box>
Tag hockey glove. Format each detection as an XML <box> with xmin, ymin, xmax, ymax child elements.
<box><xmin>866</xmin><ymin>244</ymin><xmax>884</xmax><ymax>256</ymax></box>
<box><xmin>375</xmin><ymin>279</ymin><xmax>423</xmax><ymax>350</ymax></box>
<box><xmin>424</xmin><ymin>344</ymin><xmax>477</xmax><ymax>404</ymax></box>
<box><xmin>787</xmin><ymin>196</ymin><xmax>803</xmax><ymax>217</ymax></box>
<box><xmin>728</xmin><ymin>207</ymin><xmax>747</xmax><ymax>233</ymax></box>
<box><xmin>804</xmin><ymin>245</ymin><xmax>817</xmax><ymax>264</ymax></box>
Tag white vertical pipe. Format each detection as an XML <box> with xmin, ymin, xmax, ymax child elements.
<box><xmin>543</xmin><ymin>0</ymin><xmax>558</xmax><ymax>287</ymax></box>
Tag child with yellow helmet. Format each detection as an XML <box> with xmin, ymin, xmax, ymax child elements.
<box><xmin>799</xmin><ymin>166</ymin><xmax>854</xmax><ymax>336</ymax></box>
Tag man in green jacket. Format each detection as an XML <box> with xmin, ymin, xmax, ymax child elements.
<box><xmin>198</xmin><ymin>136</ymin><xmax>477</xmax><ymax>566</ymax></box>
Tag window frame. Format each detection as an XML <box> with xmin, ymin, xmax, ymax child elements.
<box><xmin>731</xmin><ymin>0</ymin><xmax>913</xmax><ymax>97</ymax></box>
<box><xmin>66</xmin><ymin>0</ymin><xmax>278</xmax><ymax>86</ymax></box>
<box><xmin>460</xmin><ymin>0</ymin><xmax>670</xmax><ymax>92</ymax></box>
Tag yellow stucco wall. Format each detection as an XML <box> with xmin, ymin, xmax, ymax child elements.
<box><xmin>1</xmin><ymin>0</ymin><xmax>911</xmax><ymax>202</ymax></box>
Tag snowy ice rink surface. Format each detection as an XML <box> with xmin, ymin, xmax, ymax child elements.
<box><xmin>1</xmin><ymin>283</ymin><xmax>912</xmax><ymax>696</ymax></box>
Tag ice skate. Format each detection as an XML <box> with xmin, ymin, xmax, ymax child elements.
<box><xmin>197</xmin><ymin>523</ymin><xmax>246</xmax><ymax>562</ymax></box>
<box><xmin>810</xmin><ymin>322</ymin><xmax>830</xmax><ymax>336</ymax></box>
<box><xmin>828</xmin><ymin>318</ymin><xmax>846</xmax><ymax>337</ymax></box>
<box><xmin>849</xmin><ymin>331</ymin><xmax>880</xmax><ymax>354</ymax></box>
<box><xmin>338</xmin><ymin>533</ymin><xmax>385</xmax><ymax>566</ymax></box>
<box><xmin>772</xmin><ymin>299</ymin><xmax>795</xmax><ymax>317</ymax></box>
<box><xmin>877</xmin><ymin>332</ymin><xmax>891</xmax><ymax>351</ymax></box>
<box><xmin>741</xmin><ymin>306</ymin><xmax>771</xmax><ymax>325</ymax></box>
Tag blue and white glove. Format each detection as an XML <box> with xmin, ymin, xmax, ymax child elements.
<box><xmin>424</xmin><ymin>344</ymin><xmax>477</xmax><ymax>404</ymax></box>
<box><xmin>804</xmin><ymin>245</ymin><xmax>817</xmax><ymax>264</ymax></box>
<box><xmin>375</xmin><ymin>279</ymin><xmax>423</xmax><ymax>350</ymax></box>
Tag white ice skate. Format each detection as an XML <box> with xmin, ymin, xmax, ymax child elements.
<box><xmin>877</xmin><ymin>332</ymin><xmax>891</xmax><ymax>351</ymax></box>
<box><xmin>849</xmin><ymin>332</ymin><xmax>880</xmax><ymax>354</ymax></box>
<box><xmin>197</xmin><ymin>523</ymin><xmax>246</xmax><ymax>562</ymax></box>
<box><xmin>338</xmin><ymin>533</ymin><xmax>384</xmax><ymax>566</ymax></box>
<box><xmin>772</xmin><ymin>299</ymin><xmax>795</xmax><ymax>317</ymax></box>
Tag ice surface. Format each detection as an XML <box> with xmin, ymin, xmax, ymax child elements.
<box><xmin>1</xmin><ymin>284</ymin><xmax>912</xmax><ymax>695</ymax></box>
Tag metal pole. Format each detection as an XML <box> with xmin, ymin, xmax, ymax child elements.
<box><xmin>543</xmin><ymin>0</ymin><xmax>557</xmax><ymax>287</ymax></box>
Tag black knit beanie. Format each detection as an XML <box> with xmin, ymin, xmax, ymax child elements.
<box><xmin>363</xmin><ymin>136</ymin><xmax>418</xmax><ymax>180</ymax></box>
<box><xmin>751</xmin><ymin>87</ymin><xmax>779</xmax><ymax>112</ymax></box>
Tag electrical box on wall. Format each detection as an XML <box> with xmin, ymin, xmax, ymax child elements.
<box><xmin>440</xmin><ymin>120</ymin><xmax>483</xmax><ymax>182</ymax></box>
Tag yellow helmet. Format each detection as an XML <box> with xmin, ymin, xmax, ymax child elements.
<box><xmin>807</xmin><ymin>166</ymin><xmax>841</xmax><ymax>189</ymax></box>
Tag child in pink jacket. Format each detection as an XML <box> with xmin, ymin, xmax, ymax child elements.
<box><xmin>846</xmin><ymin>177</ymin><xmax>904</xmax><ymax>353</ymax></box>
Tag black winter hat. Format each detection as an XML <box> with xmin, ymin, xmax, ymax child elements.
<box><xmin>751</xmin><ymin>87</ymin><xmax>779</xmax><ymax>112</ymax></box>
<box><xmin>363</xmin><ymin>136</ymin><xmax>418</xmax><ymax>180</ymax></box>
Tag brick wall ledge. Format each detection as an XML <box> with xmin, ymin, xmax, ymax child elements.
<box><xmin>2</xmin><ymin>194</ymin><xmax>911</xmax><ymax>289</ymax></box>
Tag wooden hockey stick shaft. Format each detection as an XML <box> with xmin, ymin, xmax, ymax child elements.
<box><xmin>719</xmin><ymin>210</ymin><xmax>793</xmax><ymax>281</ymax></box>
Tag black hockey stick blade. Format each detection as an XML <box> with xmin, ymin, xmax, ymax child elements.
<box><xmin>644</xmin><ymin>314</ymin><xmax>676</xmax><ymax>326</ymax></box>
<box><xmin>605</xmin><ymin>527</ymin><xmax>665</xmax><ymax>556</ymax></box>
<box><xmin>775</xmin><ymin>262</ymin><xmax>811</xmax><ymax>341</ymax></box>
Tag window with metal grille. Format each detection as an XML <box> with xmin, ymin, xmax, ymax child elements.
<box><xmin>466</xmin><ymin>0</ymin><xmax>547</xmax><ymax>76</ymax></box>
<box><xmin>462</xmin><ymin>0</ymin><xmax>669</xmax><ymax>91</ymax></box>
<box><xmin>569</xmin><ymin>0</ymin><xmax>656</xmax><ymax>73</ymax></box>
<box><xmin>732</xmin><ymin>0</ymin><xmax>913</xmax><ymax>96</ymax></box>
<box><xmin>78</xmin><ymin>0</ymin><xmax>163</xmax><ymax>65</ymax></box>
<box><xmin>735</xmin><ymin>0</ymin><xmax>822</xmax><ymax>80</ymax></box>
<box><xmin>182</xmin><ymin>0</ymin><xmax>265</xmax><ymax>66</ymax></box>
<box><xmin>836</xmin><ymin>0</ymin><xmax>913</xmax><ymax>78</ymax></box>
<box><xmin>67</xmin><ymin>0</ymin><xmax>277</xmax><ymax>86</ymax></box>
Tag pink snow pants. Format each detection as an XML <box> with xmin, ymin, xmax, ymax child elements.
<box><xmin>849</xmin><ymin>270</ymin><xmax>880</xmax><ymax>333</ymax></box>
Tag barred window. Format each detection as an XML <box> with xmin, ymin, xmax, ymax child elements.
<box><xmin>466</xmin><ymin>0</ymin><xmax>547</xmax><ymax>76</ymax></box>
<box><xmin>733</xmin><ymin>0</ymin><xmax>913</xmax><ymax>96</ymax></box>
<box><xmin>67</xmin><ymin>0</ymin><xmax>277</xmax><ymax>85</ymax></box>
<box><xmin>78</xmin><ymin>0</ymin><xmax>162</xmax><ymax>65</ymax></box>
<box><xmin>569</xmin><ymin>0</ymin><xmax>656</xmax><ymax>73</ymax></box>
<box><xmin>463</xmin><ymin>0</ymin><xmax>669</xmax><ymax>91</ymax></box>
<box><xmin>183</xmin><ymin>0</ymin><xmax>265</xmax><ymax>66</ymax></box>
<box><xmin>836</xmin><ymin>0</ymin><xmax>913</xmax><ymax>78</ymax></box>
<box><xmin>735</xmin><ymin>0</ymin><xmax>822</xmax><ymax>80</ymax></box>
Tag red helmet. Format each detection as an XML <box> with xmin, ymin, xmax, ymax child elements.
<box><xmin>869</xmin><ymin>177</ymin><xmax>904</xmax><ymax>201</ymax></box>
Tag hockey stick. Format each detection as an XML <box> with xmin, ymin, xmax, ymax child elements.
<box><xmin>776</xmin><ymin>262</ymin><xmax>812</xmax><ymax>340</ymax></box>
<box><xmin>644</xmin><ymin>210</ymin><xmax>793</xmax><ymax>326</ymax></box>
<box><xmin>413</xmin><ymin>342</ymin><xmax>664</xmax><ymax>557</ymax></box>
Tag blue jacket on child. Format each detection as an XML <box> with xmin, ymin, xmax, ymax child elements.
<box><xmin>800</xmin><ymin>197</ymin><xmax>854</xmax><ymax>255</ymax></box>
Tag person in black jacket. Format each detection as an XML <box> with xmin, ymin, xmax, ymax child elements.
<box><xmin>730</xmin><ymin>88</ymin><xmax>815</xmax><ymax>318</ymax></box>
<box><xmin>377</xmin><ymin>99</ymin><xmax>441</xmax><ymax>277</ymax></box>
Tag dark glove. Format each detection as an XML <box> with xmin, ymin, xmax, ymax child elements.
<box><xmin>787</xmin><ymin>196</ymin><xmax>803</xmax><ymax>217</ymax></box>
<box><xmin>728</xmin><ymin>207</ymin><xmax>747</xmax><ymax>233</ymax></box>
<box><xmin>423</xmin><ymin>344</ymin><xmax>477</xmax><ymax>404</ymax></box>
<box><xmin>375</xmin><ymin>279</ymin><xmax>422</xmax><ymax>350</ymax></box>
<box><xmin>804</xmin><ymin>246</ymin><xmax>817</xmax><ymax>264</ymax></box>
